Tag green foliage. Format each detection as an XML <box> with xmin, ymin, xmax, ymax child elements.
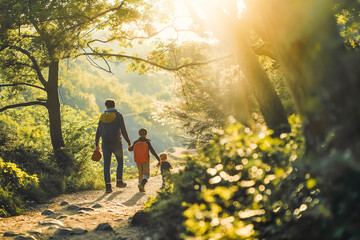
<box><xmin>146</xmin><ymin>116</ymin><xmax>304</xmax><ymax>239</ymax></box>
<box><xmin>153</xmin><ymin>41</ymin><xmax>296</xmax><ymax>148</ymax></box>
<box><xmin>0</xmin><ymin>157</ymin><xmax>44</xmax><ymax>217</ymax></box>
<box><xmin>0</xmin><ymin>100</ymin><xmax>105</xmax><ymax>216</ymax></box>
<box><xmin>335</xmin><ymin>0</ymin><xmax>360</xmax><ymax>49</ymax></box>
<box><xmin>146</xmin><ymin>115</ymin><xmax>360</xmax><ymax>239</ymax></box>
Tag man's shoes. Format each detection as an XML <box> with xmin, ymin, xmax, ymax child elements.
<box><xmin>105</xmin><ymin>184</ymin><xmax>112</xmax><ymax>193</ymax></box>
<box><xmin>116</xmin><ymin>179</ymin><xmax>127</xmax><ymax>188</ymax></box>
<box><xmin>138</xmin><ymin>184</ymin><xmax>145</xmax><ymax>192</ymax></box>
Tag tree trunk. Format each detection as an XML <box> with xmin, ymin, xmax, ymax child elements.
<box><xmin>46</xmin><ymin>60</ymin><xmax>65</xmax><ymax>150</ymax></box>
<box><xmin>233</xmin><ymin>32</ymin><xmax>290</xmax><ymax>135</ymax></box>
<box><xmin>190</xmin><ymin>3</ymin><xmax>291</xmax><ymax>135</ymax></box>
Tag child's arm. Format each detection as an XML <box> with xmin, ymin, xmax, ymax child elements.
<box><xmin>128</xmin><ymin>140</ymin><xmax>138</xmax><ymax>151</ymax></box>
<box><xmin>146</xmin><ymin>141</ymin><xmax>161</xmax><ymax>164</ymax></box>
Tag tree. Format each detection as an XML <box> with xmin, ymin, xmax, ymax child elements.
<box><xmin>184</xmin><ymin>0</ymin><xmax>291</xmax><ymax>136</ymax></box>
<box><xmin>153</xmin><ymin>42</ymin><xmax>255</xmax><ymax>147</ymax></box>
<box><xmin>0</xmin><ymin>0</ymin><xmax>164</xmax><ymax>152</ymax></box>
<box><xmin>248</xmin><ymin>0</ymin><xmax>360</xmax><ymax>151</ymax></box>
<box><xmin>0</xmin><ymin>0</ymin><xmax>231</xmax><ymax>154</ymax></box>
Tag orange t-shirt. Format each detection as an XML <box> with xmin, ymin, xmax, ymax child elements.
<box><xmin>133</xmin><ymin>141</ymin><xmax>150</xmax><ymax>164</ymax></box>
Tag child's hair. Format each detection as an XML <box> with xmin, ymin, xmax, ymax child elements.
<box><xmin>105</xmin><ymin>99</ymin><xmax>115</xmax><ymax>108</ymax></box>
<box><xmin>159</xmin><ymin>152</ymin><xmax>168</xmax><ymax>161</ymax></box>
<box><xmin>138</xmin><ymin>128</ymin><xmax>148</xmax><ymax>137</ymax></box>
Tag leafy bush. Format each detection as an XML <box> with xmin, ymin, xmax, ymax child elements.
<box><xmin>0</xmin><ymin>157</ymin><xmax>45</xmax><ymax>217</ymax></box>
<box><xmin>146</xmin><ymin>115</ymin><xmax>360</xmax><ymax>239</ymax></box>
<box><xmin>0</xmin><ymin>104</ymin><xmax>105</xmax><ymax>216</ymax></box>
<box><xmin>60</xmin><ymin>106</ymin><xmax>104</xmax><ymax>192</ymax></box>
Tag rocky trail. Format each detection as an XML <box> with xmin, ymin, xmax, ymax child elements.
<box><xmin>0</xmin><ymin>175</ymin><xmax>163</xmax><ymax>240</ymax></box>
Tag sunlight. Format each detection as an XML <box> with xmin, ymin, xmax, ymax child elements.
<box><xmin>151</xmin><ymin>0</ymin><xmax>248</xmax><ymax>42</ymax></box>
<box><xmin>155</xmin><ymin>0</ymin><xmax>202</xmax><ymax>41</ymax></box>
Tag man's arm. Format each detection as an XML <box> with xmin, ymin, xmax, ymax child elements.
<box><xmin>147</xmin><ymin>141</ymin><xmax>160</xmax><ymax>161</ymax></box>
<box><xmin>117</xmin><ymin>113</ymin><xmax>131</xmax><ymax>145</ymax></box>
<box><xmin>128</xmin><ymin>140</ymin><xmax>138</xmax><ymax>151</ymax></box>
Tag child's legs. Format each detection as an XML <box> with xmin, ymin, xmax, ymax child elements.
<box><xmin>136</xmin><ymin>163</ymin><xmax>144</xmax><ymax>183</ymax></box>
<box><xmin>142</xmin><ymin>161</ymin><xmax>150</xmax><ymax>181</ymax></box>
<box><xmin>138</xmin><ymin>162</ymin><xmax>150</xmax><ymax>186</ymax></box>
<box><xmin>161</xmin><ymin>174</ymin><xmax>165</xmax><ymax>187</ymax></box>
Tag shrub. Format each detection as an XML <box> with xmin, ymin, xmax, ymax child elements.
<box><xmin>0</xmin><ymin>105</ymin><xmax>105</xmax><ymax>216</ymax></box>
<box><xmin>0</xmin><ymin>157</ymin><xmax>45</xmax><ymax>217</ymax></box>
<box><xmin>147</xmin><ymin>115</ymin><xmax>350</xmax><ymax>239</ymax></box>
<box><xmin>147</xmin><ymin>114</ymin><xmax>360</xmax><ymax>239</ymax></box>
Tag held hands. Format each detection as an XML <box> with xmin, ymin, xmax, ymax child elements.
<box><xmin>156</xmin><ymin>161</ymin><xmax>162</xmax><ymax>167</ymax></box>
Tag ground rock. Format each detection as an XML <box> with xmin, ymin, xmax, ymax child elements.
<box><xmin>64</xmin><ymin>204</ymin><xmax>80</xmax><ymax>212</ymax></box>
<box><xmin>59</xmin><ymin>201</ymin><xmax>69</xmax><ymax>206</ymax></box>
<box><xmin>94</xmin><ymin>223</ymin><xmax>114</xmax><ymax>231</ymax></box>
<box><xmin>130</xmin><ymin>211</ymin><xmax>151</xmax><ymax>226</ymax></box>
<box><xmin>79</xmin><ymin>207</ymin><xmax>94</xmax><ymax>211</ymax></box>
<box><xmin>54</xmin><ymin>227</ymin><xmax>88</xmax><ymax>236</ymax></box>
<box><xmin>4</xmin><ymin>231</ymin><xmax>19</xmax><ymax>237</ymax></box>
<box><xmin>92</xmin><ymin>203</ymin><xmax>103</xmax><ymax>208</ymax></box>
<box><xmin>14</xmin><ymin>234</ymin><xmax>37</xmax><ymax>240</ymax></box>
<box><xmin>39</xmin><ymin>219</ymin><xmax>64</xmax><ymax>227</ymax></box>
<box><xmin>41</xmin><ymin>209</ymin><xmax>55</xmax><ymax>216</ymax></box>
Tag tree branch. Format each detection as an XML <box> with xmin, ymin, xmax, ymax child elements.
<box><xmin>87</xmin><ymin>0</ymin><xmax>126</xmax><ymax>22</ymax></box>
<box><xmin>252</xmin><ymin>42</ymin><xmax>276</xmax><ymax>60</ymax></box>
<box><xmin>0</xmin><ymin>45</ymin><xmax>9</xmax><ymax>52</ymax></box>
<box><xmin>86</xmin><ymin>23</ymin><xmax>203</xmax><ymax>45</ymax></box>
<box><xmin>0</xmin><ymin>83</ymin><xmax>46</xmax><ymax>91</ymax></box>
<box><xmin>77</xmin><ymin>52</ymin><xmax>232</xmax><ymax>71</ymax></box>
<box><xmin>22</xmin><ymin>34</ymin><xmax>40</xmax><ymax>38</ymax></box>
<box><xmin>85</xmin><ymin>54</ymin><xmax>113</xmax><ymax>73</ymax></box>
<box><xmin>9</xmin><ymin>46</ymin><xmax>47</xmax><ymax>88</ymax></box>
<box><xmin>69</xmin><ymin>0</ymin><xmax>127</xmax><ymax>33</ymax></box>
<box><xmin>86</xmin><ymin>43</ymin><xmax>112</xmax><ymax>73</ymax></box>
<box><xmin>0</xmin><ymin>101</ymin><xmax>47</xmax><ymax>112</ymax></box>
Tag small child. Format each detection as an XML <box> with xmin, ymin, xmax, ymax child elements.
<box><xmin>128</xmin><ymin>128</ymin><xmax>161</xmax><ymax>192</ymax></box>
<box><xmin>157</xmin><ymin>152</ymin><xmax>173</xmax><ymax>188</ymax></box>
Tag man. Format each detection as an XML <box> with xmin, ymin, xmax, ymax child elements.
<box><xmin>95</xmin><ymin>99</ymin><xmax>131</xmax><ymax>193</ymax></box>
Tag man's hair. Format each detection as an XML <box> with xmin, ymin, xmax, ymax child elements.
<box><xmin>159</xmin><ymin>153</ymin><xmax>168</xmax><ymax>160</ymax></box>
<box><xmin>138</xmin><ymin>128</ymin><xmax>148</xmax><ymax>137</ymax></box>
<box><xmin>105</xmin><ymin>99</ymin><xmax>115</xmax><ymax>108</ymax></box>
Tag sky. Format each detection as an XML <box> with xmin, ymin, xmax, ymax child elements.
<box><xmin>156</xmin><ymin>0</ymin><xmax>246</xmax><ymax>42</ymax></box>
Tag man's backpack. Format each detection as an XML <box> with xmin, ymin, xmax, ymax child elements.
<box><xmin>98</xmin><ymin>112</ymin><xmax>121</xmax><ymax>142</ymax></box>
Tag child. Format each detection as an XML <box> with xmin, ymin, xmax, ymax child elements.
<box><xmin>128</xmin><ymin>128</ymin><xmax>161</xmax><ymax>192</ymax></box>
<box><xmin>157</xmin><ymin>152</ymin><xmax>173</xmax><ymax>188</ymax></box>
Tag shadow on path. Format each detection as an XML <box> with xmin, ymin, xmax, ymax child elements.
<box><xmin>79</xmin><ymin>190</ymin><xmax>124</xmax><ymax>206</ymax></box>
<box><xmin>106</xmin><ymin>190</ymin><xmax>123</xmax><ymax>201</ymax></box>
<box><xmin>122</xmin><ymin>192</ymin><xmax>145</xmax><ymax>206</ymax></box>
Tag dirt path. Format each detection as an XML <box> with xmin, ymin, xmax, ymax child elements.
<box><xmin>0</xmin><ymin>175</ymin><xmax>163</xmax><ymax>240</ymax></box>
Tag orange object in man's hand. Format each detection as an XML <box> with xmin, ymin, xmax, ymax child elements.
<box><xmin>92</xmin><ymin>147</ymin><xmax>102</xmax><ymax>162</ymax></box>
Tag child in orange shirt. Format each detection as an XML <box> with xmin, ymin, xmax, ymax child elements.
<box><xmin>128</xmin><ymin>128</ymin><xmax>161</xmax><ymax>192</ymax></box>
